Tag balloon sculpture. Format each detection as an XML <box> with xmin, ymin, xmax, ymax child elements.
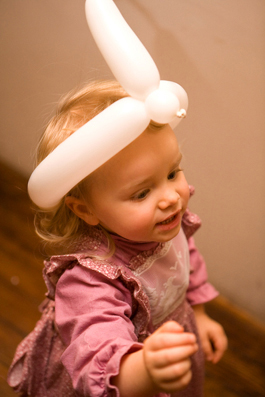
<box><xmin>28</xmin><ymin>0</ymin><xmax>188</xmax><ymax>209</ymax></box>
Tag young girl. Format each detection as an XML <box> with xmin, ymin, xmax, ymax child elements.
<box><xmin>8</xmin><ymin>80</ymin><xmax>227</xmax><ymax>397</ymax></box>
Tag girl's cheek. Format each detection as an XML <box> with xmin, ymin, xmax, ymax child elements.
<box><xmin>129</xmin><ymin>209</ymin><xmax>152</xmax><ymax>228</ymax></box>
<box><xmin>182</xmin><ymin>184</ymin><xmax>191</xmax><ymax>209</ymax></box>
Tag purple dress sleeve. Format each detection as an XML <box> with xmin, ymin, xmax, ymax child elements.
<box><xmin>55</xmin><ymin>265</ymin><xmax>143</xmax><ymax>397</ymax></box>
<box><xmin>186</xmin><ymin>236</ymin><xmax>219</xmax><ymax>306</ymax></box>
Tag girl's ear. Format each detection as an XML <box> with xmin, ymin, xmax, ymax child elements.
<box><xmin>65</xmin><ymin>196</ymin><xmax>99</xmax><ymax>226</ymax></box>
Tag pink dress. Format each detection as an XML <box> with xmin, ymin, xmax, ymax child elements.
<box><xmin>8</xmin><ymin>199</ymin><xmax>218</xmax><ymax>397</ymax></box>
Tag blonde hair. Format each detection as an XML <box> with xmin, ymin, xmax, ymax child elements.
<box><xmin>33</xmin><ymin>79</ymin><xmax>164</xmax><ymax>255</ymax></box>
<box><xmin>34</xmin><ymin>80</ymin><xmax>128</xmax><ymax>254</ymax></box>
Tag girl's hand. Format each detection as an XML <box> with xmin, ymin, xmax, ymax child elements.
<box><xmin>143</xmin><ymin>321</ymin><xmax>198</xmax><ymax>393</ymax></box>
<box><xmin>193</xmin><ymin>304</ymin><xmax>228</xmax><ymax>364</ymax></box>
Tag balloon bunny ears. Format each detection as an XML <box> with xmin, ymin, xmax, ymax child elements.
<box><xmin>28</xmin><ymin>0</ymin><xmax>188</xmax><ymax>209</ymax></box>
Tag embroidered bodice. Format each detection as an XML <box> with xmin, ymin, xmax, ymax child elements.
<box><xmin>130</xmin><ymin>228</ymin><xmax>190</xmax><ymax>326</ymax></box>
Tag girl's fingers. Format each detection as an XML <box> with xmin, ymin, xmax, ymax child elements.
<box><xmin>145</xmin><ymin>331</ymin><xmax>197</xmax><ymax>351</ymax></box>
<box><xmin>148</xmin><ymin>343</ymin><xmax>199</xmax><ymax>368</ymax></box>
<box><xmin>150</xmin><ymin>357</ymin><xmax>192</xmax><ymax>384</ymax></box>
<box><xmin>162</xmin><ymin>366</ymin><xmax>192</xmax><ymax>391</ymax></box>
<box><xmin>204</xmin><ymin>325</ymin><xmax>228</xmax><ymax>363</ymax></box>
<box><xmin>210</xmin><ymin>335</ymin><xmax>228</xmax><ymax>363</ymax></box>
<box><xmin>201</xmin><ymin>337</ymin><xmax>214</xmax><ymax>362</ymax></box>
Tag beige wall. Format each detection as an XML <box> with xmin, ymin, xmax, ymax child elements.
<box><xmin>1</xmin><ymin>0</ymin><xmax>264</xmax><ymax>322</ymax></box>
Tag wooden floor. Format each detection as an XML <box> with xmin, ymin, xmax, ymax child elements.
<box><xmin>0</xmin><ymin>160</ymin><xmax>265</xmax><ymax>397</ymax></box>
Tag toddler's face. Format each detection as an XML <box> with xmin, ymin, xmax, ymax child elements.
<box><xmin>76</xmin><ymin>124</ymin><xmax>190</xmax><ymax>243</ymax></box>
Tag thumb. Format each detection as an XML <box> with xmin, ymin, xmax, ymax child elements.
<box><xmin>201</xmin><ymin>335</ymin><xmax>214</xmax><ymax>362</ymax></box>
<box><xmin>156</xmin><ymin>321</ymin><xmax>184</xmax><ymax>334</ymax></box>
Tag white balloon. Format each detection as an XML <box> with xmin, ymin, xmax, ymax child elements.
<box><xmin>159</xmin><ymin>81</ymin><xmax>189</xmax><ymax>129</ymax></box>
<box><xmin>159</xmin><ymin>80</ymin><xmax>188</xmax><ymax>111</ymax></box>
<box><xmin>85</xmin><ymin>0</ymin><xmax>160</xmax><ymax>101</ymax></box>
<box><xmin>145</xmin><ymin>89</ymin><xmax>180</xmax><ymax>125</ymax></box>
<box><xmin>28</xmin><ymin>0</ymin><xmax>189</xmax><ymax>208</ymax></box>
<box><xmin>28</xmin><ymin>98</ymin><xmax>149</xmax><ymax>208</ymax></box>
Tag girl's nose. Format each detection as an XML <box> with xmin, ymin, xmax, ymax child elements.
<box><xmin>158</xmin><ymin>187</ymin><xmax>180</xmax><ymax>210</ymax></box>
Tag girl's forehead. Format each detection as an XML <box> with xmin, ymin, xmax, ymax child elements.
<box><xmin>89</xmin><ymin>125</ymin><xmax>180</xmax><ymax>185</ymax></box>
<box><xmin>116</xmin><ymin>124</ymin><xmax>174</xmax><ymax>158</ymax></box>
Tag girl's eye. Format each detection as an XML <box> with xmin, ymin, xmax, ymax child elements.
<box><xmin>168</xmin><ymin>168</ymin><xmax>183</xmax><ymax>180</ymax></box>
<box><xmin>132</xmin><ymin>189</ymin><xmax>150</xmax><ymax>201</ymax></box>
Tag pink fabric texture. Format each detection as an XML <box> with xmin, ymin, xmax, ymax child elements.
<box><xmin>7</xmin><ymin>189</ymin><xmax>218</xmax><ymax>397</ymax></box>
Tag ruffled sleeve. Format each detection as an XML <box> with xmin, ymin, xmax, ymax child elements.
<box><xmin>186</xmin><ymin>237</ymin><xmax>219</xmax><ymax>306</ymax></box>
<box><xmin>181</xmin><ymin>185</ymin><xmax>202</xmax><ymax>240</ymax></box>
<box><xmin>181</xmin><ymin>186</ymin><xmax>219</xmax><ymax>305</ymax></box>
<box><xmin>55</xmin><ymin>264</ymin><xmax>143</xmax><ymax>397</ymax></box>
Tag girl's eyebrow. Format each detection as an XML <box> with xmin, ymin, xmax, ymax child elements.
<box><xmin>175</xmin><ymin>152</ymin><xmax>183</xmax><ymax>165</ymax></box>
<box><xmin>122</xmin><ymin>152</ymin><xmax>183</xmax><ymax>193</ymax></box>
<box><xmin>119</xmin><ymin>172</ymin><xmax>154</xmax><ymax>192</ymax></box>
<box><xmin>170</xmin><ymin>152</ymin><xmax>183</xmax><ymax>169</ymax></box>
<box><xmin>127</xmin><ymin>177</ymin><xmax>153</xmax><ymax>190</ymax></box>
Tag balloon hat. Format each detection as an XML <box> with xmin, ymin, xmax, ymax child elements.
<box><xmin>28</xmin><ymin>0</ymin><xmax>188</xmax><ymax>209</ymax></box>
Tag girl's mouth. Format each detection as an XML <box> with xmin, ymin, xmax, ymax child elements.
<box><xmin>158</xmin><ymin>214</ymin><xmax>176</xmax><ymax>225</ymax></box>
<box><xmin>156</xmin><ymin>211</ymin><xmax>181</xmax><ymax>231</ymax></box>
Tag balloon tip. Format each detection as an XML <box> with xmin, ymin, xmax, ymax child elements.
<box><xmin>176</xmin><ymin>109</ymin><xmax>187</xmax><ymax>118</ymax></box>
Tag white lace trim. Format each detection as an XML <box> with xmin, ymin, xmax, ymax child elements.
<box><xmin>131</xmin><ymin>229</ymin><xmax>190</xmax><ymax>326</ymax></box>
<box><xmin>132</xmin><ymin>242</ymin><xmax>171</xmax><ymax>276</ymax></box>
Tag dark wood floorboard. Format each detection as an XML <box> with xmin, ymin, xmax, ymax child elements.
<box><xmin>0</xmin><ymin>160</ymin><xmax>265</xmax><ymax>397</ymax></box>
